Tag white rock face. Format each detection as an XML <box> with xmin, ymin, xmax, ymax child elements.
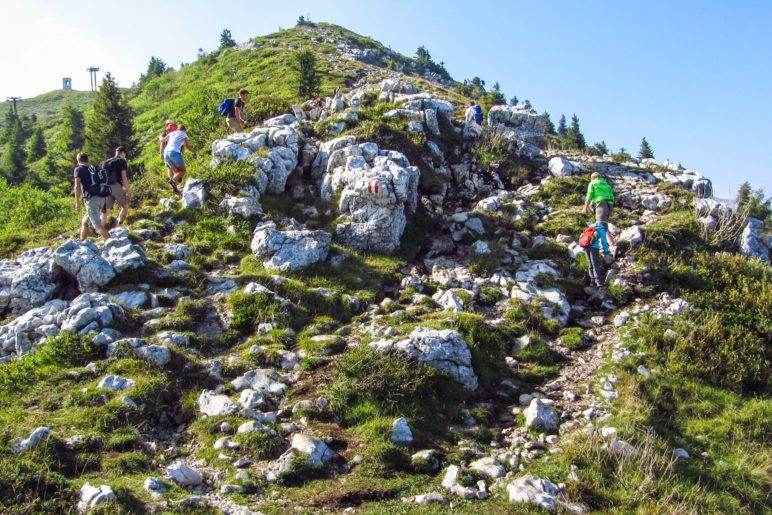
<box><xmin>641</xmin><ymin>194</ymin><xmax>671</xmax><ymax>211</ymax></box>
<box><xmin>166</xmin><ymin>462</ymin><xmax>203</xmax><ymax>486</ymax></box>
<box><xmin>524</xmin><ymin>398</ymin><xmax>560</xmax><ymax>433</ymax></box>
<box><xmin>487</xmin><ymin>105</ymin><xmax>546</xmax><ymax>146</ymax></box>
<box><xmin>136</xmin><ymin>344</ymin><xmax>172</xmax><ymax>366</ymax></box>
<box><xmin>318</xmin><ymin>140</ymin><xmax>420</xmax><ymax>253</ymax></box>
<box><xmin>740</xmin><ymin>217</ymin><xmax>769</xmax><ymax>261</ymax></box>
<box><xmin>78</xmin><ymin>483</ymin><xmax>116</xmax><ymax>512</ymax></box>
<box><xmin>230</xmin><ymin>369</ymin><xmax>287</xmax><ymax>398</ymax></box>
<box><xmin>548</xmin><ymin>157</ymin><xmax>579</xmax><ymax>177</ymax></box>
<box><xmin>251</xmin><ymin>220</ymin><xmax>331</xmax><ymax>272</ymax></box>
<box><xmin>181</xmin><ymin>178</ymin><xmax>207</xmax><ymax>209</ymax></box>
<box><xmin>0</xmin><ymin>247</ymin><xmax>57</xmax><ymax>315</ymax></box>
<box><xmin>391</xmin><ymin>417</ymin><xmax>413</xmax><ymax>444</ymax></box>
<box><xmin>290</xmin><ymin>433</ymin><xmax>337</xmax><ymax>465</ymax></box>
<box><xmin>369</xmin><ymin>327</ymin><xmax>479</xmax><ymax>390</ymax></box>
<box><xmin>12</xmin><ymin>426</ymin><xmax>51</xmax><ymax>454</ymax></box>
<box><xmin>211</xmin><ymin>124</ymin><xmax>300</xmax><ymax>194</ymax></box>
<box><xmin>432</xmin><ymin>290</ymin><xmax>464</xmax><ymax>312</ymax></box>
<box><xmin>53</xmin><ymin>240</ymin><xmax>116</xmax><ymax>291</ymax></box>
<box><xmin>507</xmin><ymin>475</ymin><xmax>561</xmax><ymax>512</ymax></box>
<box><xmin>619</xmin><ymin>226</ymin><xmax>644</xmax><ymax>246</ymax></box>
<box><xmin>219</xmin><ymin>185</ymin><xmax>262</xmax><ymax>218</ymax></box>
<box><xmin>156</xmin><ymin>331</ymin><xmax>190</xmax><ymax>347</ymax></box>
<box><xmin>111</xmin><ymin>291</ymin><xmax>148</xmax><ymax>310</ymax></box>
<box><xmin>198</xmin><ymin>390</ymin><xmax>239</xmax><ymax>416</ymax></box>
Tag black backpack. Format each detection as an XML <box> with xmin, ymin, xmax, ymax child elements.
<box><xmin>85</xmin><ymin>165</ymin><xmax>112</xmax><ymax>198</ymax></box>
<box><xmin>101</xmin><ymin>157</ymin><xmax>124</xmax><ymax>184</ymax></box>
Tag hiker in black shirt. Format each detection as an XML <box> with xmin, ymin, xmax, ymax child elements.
<box><xmin>226</xmin><ymin>89</ymin><xmax>249</xmax><ymax>132</ymax></box>
<box><xmin>73</xmin><ymin>153</ymin><xmax>110</xmax><ymax>240</ymax></box>
<box><xmin>102</xmin><ymin>146</ymin><xmax>131</xmax><ymax>226</ymax></box>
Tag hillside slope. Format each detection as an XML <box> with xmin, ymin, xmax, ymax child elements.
<box><xmin>0</xmin><ymin>20</ymin><xmax>770</xmax><ymax>515</ymax></box>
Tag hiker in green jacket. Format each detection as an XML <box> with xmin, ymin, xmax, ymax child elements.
<box><xmin>583</xmin><ymin>172</ymin><xmax>615</xmax><ymax>225</ymax></box>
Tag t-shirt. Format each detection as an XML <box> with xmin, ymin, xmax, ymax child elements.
<box><xmin>165</xmin><ymin>130</ymin><xmax>188</xmax><ymax>154</ymax></box>
<box><xmin>102</xmin><ymin>157</ymin><xmax>127</xmax><ymax>184</ymax></box>
<box><xmin>74</xmin><ymin>164</ymin><xmax>96</xmax><ymax>196</ymax></box>
<box><xmin>229</xmin><ymin>97</ymin><xmax>244</xmax><ymax>118</ymax></box>
<box><xmin>465</xmin><ymin>106</ymin><xmax>477</xmax><ymax>123</ymax></box>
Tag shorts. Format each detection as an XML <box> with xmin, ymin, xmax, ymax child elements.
<box><xmin>226</xmin><ymin>117</ymin><xmax>243</xmax><ymax>132</ymax></box>
<box><xmin>105</xmin><ymin>183</ymin><xmax>127</xmax><ymax>210</ymax></box>
<box><xmin>164</xmin><ymin>151</ymin><xmax>185</xmax><ymax>169</ymax></box>
<box><xmin>82</xmin><ymin>195</ymin><xmax>107</xmax><ymax>229</ymax></box>
<box><xmin>594</xmin><ymin>201</ymin><xmax>613</xmax><ymax>224</ymax></box>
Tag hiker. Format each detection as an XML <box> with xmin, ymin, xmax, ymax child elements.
<box><xmin>583</xmin><ymin>172</ymin><xmax>615</xmax><ymax>230</ymax></box>
<box><xmin>102</xmin><ymin>146</ymin><xmax>131</xmax><ymax>226</ymax></box>
<box><xmin>579</xmin><ymin>222</ymin><xmax>613</xmax><ymax>288</ymax></box>
<box><xmin>73</xmin><ymin>152</ymin><xmax>111</xmax><ymax>240</ymax></box>
<box><xmin>465</xmin><ymin>100</ymin><xmax>483</xmax><ymax>125</ymax></box>
<box><xmin>159</xmin><ymin>119</ymin><xmax>178</xmax><ymax>161</ymax></box>
<box><xmin>160</xmin><ymin>125</ymin><xmax>195</xmax><ymax>194</ymax></box>
<box><xmin>226</xmin><ymin>89</ymin><xmax>250</xmax><ymax>132</ymax></box>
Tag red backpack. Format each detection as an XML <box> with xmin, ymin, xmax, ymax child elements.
<box><xmin>578</xmin><ymin>226</ymin><xmax>597</xmax><ymax>248</ymax></box>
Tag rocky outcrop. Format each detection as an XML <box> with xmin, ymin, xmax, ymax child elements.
<box><xmin>219</xmin><ymin>185</ymin><xmax>262</xmax><ymax>218</ymax></box>
<box><xmin>317</xmin><ymin>139</ymin><xmax>420</xmax><ymax>253</ymax></box>
<box><xmin>211</xmin><ymin>123</ymin><xmax>301</xmax><ymax>194</ymax></box>
<box><xmin>487</xmin><ymin>105</ymin><xmax>546</xmax><ymax>146</ymax></box>
<box><xmin>0</xmin><ymin>247</ymin><xmax>58</xmax><ymax>315</ymax></box>
<box><xmin>250</xmin><ymin>220</ymin><xmax>331</xmax><ymax>272</ymax></box>
<box><xmin>369</xmin><ymin>327</ymin><xmax>478</xmax><ymax>390</ymax></box>
<box><xmin>740</xmin><ymin>217</ymin><xmax>770</xmax><ymax>261</ymax></box>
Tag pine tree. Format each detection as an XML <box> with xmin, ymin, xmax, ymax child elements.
<box><xmin>522</xmin><ymin>99</ymin><xmax>532</xmax><ymax>110</ymax></box>
<box><xmin>56</xmin><ymin>105</ymin><xmax>85</xmax><ymax>155</ymax></box>
<box><xmin>84</xmin><ymin>73</ymin><xmax>135</xmax><ymax>162</ymax></box>
<box><xmin>139</xmin><ymin>56</ymin><xmax>168</xmax><ymax>86</ymax></box>
<box><xmin>509</xmin><ymin>96</ymin><xmax>519</xmax><ymax>106</ymax></box>
<box><xmin>219</xmin><ymin>29</ymin><xmax>236</xmax><ymax>49</ymax></box>
<box><xmin>415</xmin><ymin>46</ymin><xmax>431</xmax><ymax>68</ymax></box>
<box><xmin>25</xmin><ymin>127</ymin><xmax>46</xmax><ymax>165</ymax></box>
<box><xmin>557</xmin><ymin>115</ymin><xmax>568</xmax><ymax>137</ymax></box>
<box><xmin>292</xmin><ymin>49</ymin><xmax>320</xmax><ymax>99</ymax></box>
<box><xmin>638</xmin><ymin>137</ymin><xmax>654</xmax><ymax>159</ymax></box>
<box><xmin>567</xmin><ymin>114</ymin><xmax>586</xmax><ymax>150</ymax></box>
<box><xmin>0</xmin><ymin>121</ymin><xmax>25</xmax><ymax>184</ymax></box>
<box><xmin>541</xmin><ymin>112</ymin><xmax>556</xmax><ymax>135</ymax></box>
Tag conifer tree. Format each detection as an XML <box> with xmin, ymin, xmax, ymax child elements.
<box><xmin>567</xmin><ymin>114</ymin><xmax>586</xmax><ymax>149</ymax></box>
<box><xmin>219</xmin><ymin>29</ymin><xmax>236</xmax><ymax>49</ymax></box>
<box><xmin>541</xmin><ymin>112</ymin><xmax>556</xmax><ymax>135</ymax></box>
<box><xmin>84</xmin><ymin>73</ymin><xmax>135</xmax><ymax>161</ymax></box>
<box><xmin>557</xmin><ymin>115</ymin><xmax>568</xmax><ymax>137</ymax></box>
<box><xmin>25</xmin><ymin>127</ymin><xmax>46</xmax><ymax>165</ymax></box>
<box><xmin>509</xmin><ymin>96</ymin><xmax>519</xmax><ymax>106</ymax></box>
<box><xmin>139</xmin><ymin>56</ymin><xmax>168</xmax><ymax>86</ymax></box>
<box><xmin>638</xmin><ymin>137</ymin><xmax>654</xmax><ymax>159</ymax></box>
<box><xmin>55</xmin><ymin>105</ymin><xmax>85</xmax><ymax>156</ymax></box>
<box><xmin>0</xmin><ymin>121</ymin><xmax>25</xmax><ymax>184</ymax></box>
<box><xmin>292</xmin><ymin>49</ymin><xmax>320</xmax><ymax>99</ymax></box>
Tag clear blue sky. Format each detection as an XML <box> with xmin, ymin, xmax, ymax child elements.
<box><xmin>2</xmin><ymin>0</ymin><xmax>771</xmax><ymax>198</ymax></box>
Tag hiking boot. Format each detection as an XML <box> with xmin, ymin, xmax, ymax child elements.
<box><xmin>167</xmin><ymin>178</ymin><xmax>180</xmax><ymax>194</ymax></box>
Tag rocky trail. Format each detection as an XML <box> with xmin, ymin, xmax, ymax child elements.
<box><xmin>2</xmin><ymin>73</ymin><xmax>764</xmax><ymax>514</ymax></box>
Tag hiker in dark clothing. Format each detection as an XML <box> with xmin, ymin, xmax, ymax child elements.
<box><xmin>102</xmin><ymin>146</ymin><xmax>131</xmax><ymax>226</ymax></box>
<box><xmin>73</xmin><ymin>153</ymin><xmax>110</xmax><ymax>241</ymax></box>
<box><xmin>581</xmin><ymin>222</ymin><xmax>613</xmax><ymax>288</ymax></box>
<box><xmin>226</xmin><ymin>89</ymin><xmax>249</xmax><ymax>132</ymax></box>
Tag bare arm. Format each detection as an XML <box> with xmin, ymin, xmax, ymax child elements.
<box><xmin>183</xmin><ymin>138</ymin><xmax>196</xmax><ymax>157</ymax></box>
<box><xmin>74</xmin><ymin>178</ymin><xmax>82</xmax><ymax>211</ymax></box>
<box><xmin>121</xmin><ymin>169</ymin><xmax>131</xmax><ymax>199</ymax></box>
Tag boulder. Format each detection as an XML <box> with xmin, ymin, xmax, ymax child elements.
<box><xmin>369</xmin><ymin>327</ymin><xmax>479</xmax><ymax>390</ymax></box>
<box><xmin>320</xmin><ymin>143</ymin><xmax>420</xmax><ymax>253</ymax></box>
<box><xmin>198</xmin><ymin>390</ymin><xmax>239</xmax><ymax>416</ymax></box>
<box><xmin>289</xmin><ymin>433</ymin><xmax>336</xmax><ymax>466</ymax></box>
<box><xmin>0</xmin><ymin>247</ymin><xmax>57</xmax><ymax>315</ymax></box>
<box><xmin>251</xmin><ymin>220</ymin><xmax>331</xmax><ymax>272</ymax></box>
<box><xmin>523</xmin><ymin>399</ymin><xmax>560</xmax><ymax>433</ymax></box>
<box><xmin>470</xmin><ymin>456</ymin><xmax>506</xmax><ymax>478</ymax></box>
<box><xmin>111</xmin><ymin>291</ymin><xmax>148</xmax><ymax>310</ymax></box>
<box><xmin>78</xmin><ymin>483</ymin><xmax>116</xmax><ymax>512</ymax></box>
<box><xmin>100</xmin><ymin>236</ymin><xmax>145</xmax><ymax>274</ymax></box>
<box><xmin>618</xmin><ymin>226</ymin><xmax>644</xmax><ymax>246</ymax></box>
<box><xmin>548</xmin><ymin>157</ymin><xmax>579</xmax><ymax>177</ymax></box>
<box><xmin>53</xmin><ymin>240</ymin><xmax>115</xmax><ymax>291</ymax></box>
<box><xmin>740</xmin><ymin>217</ymin><xmax>769</xmax><ymax>261</ymax></box>
<box><xmin>97</xmin><ymin>375</ymin><xmax>136</xmax><ymax>391</ymax></box>
<box><xmin>230</xmin><ymin>369</ymin><xmax>287</xmax><ymax>397</ymax></box>
<box><xmin>220</xmin><ymin>186</ymin><xmax>262</xmax><ymax>218</ymax></box>
<box><xmin>487</xmin><ymin>105</ymin><xmax>546</xmax><ymax>145</ymax></box>
<box><xmin>391</xmin><ymin>417</ymin><xmax>413</xmax><ymax>444</ymax></box>
<box><xmin>135</xmin><ymin>344</ymin><xmax>171</xmax><ymax>366</ymax></box>
<box><xmin>166</xmin><ymin>462</ymin><xmax>203</xmax><ymax>486</ymax></box>
<box><xmin>181</xmin><ymin>179</ymin><xmax>206</xmax><ymax>209</ymax></box>
<box><xmin>507</xmin><ymin>475</ymin><xmax>561</xmax><ymax>512</ymax></box>
<box><xmin>12</xmin><ymin>426</ymin><xmax>51</xmax><ymax>454</ymax></box>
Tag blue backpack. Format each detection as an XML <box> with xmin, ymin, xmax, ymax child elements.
<box><xmin>218</xmin><ymin>98</ymin><xmax>235</xmax><ymax>116</ymax></box>
<box><xmin>473</xmin><ymin>105</ymin><xmax>483</xmax><ymax>124</ymax></box>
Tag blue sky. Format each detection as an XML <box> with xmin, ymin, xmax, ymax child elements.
<box><xmin>2</xmin><ymin>0</ymin><xmax>770</xmax><ymax>197</ymax></box>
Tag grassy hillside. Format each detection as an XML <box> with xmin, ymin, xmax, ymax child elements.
<box><xmin>1</xmin><ymin>89</ymin><xmax>96</xmax><ymax>131</ymax></box>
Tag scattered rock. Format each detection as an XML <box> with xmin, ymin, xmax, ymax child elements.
<box><xmin>391</xmin><ymin>417</ymin><xmax>413</xmax><ymax>444</ymax></box>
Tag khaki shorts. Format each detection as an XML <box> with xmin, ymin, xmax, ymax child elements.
<box><xmin>105</xmin><ymin>183</ymin><xmax>127</xmax><ymax>210</ymax></box>
<box><xmin>82</xmin><ymin>195</ymin><xmax>107</xmax><ymax>229</ymax></box>
<box><xmin>226</xmin><ymin>117</ymin><xmax>243</xmax><ymax>131</ymax></box>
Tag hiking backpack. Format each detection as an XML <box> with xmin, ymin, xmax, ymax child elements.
<box><xmin>101</xmin><ymin>157</ymin><xmax>123</xmax><ymax>184</ymax></box>
<box><xmin>578</xmin><ymin>226</ymin><xmax>597</xmax><ymax>248</ymax></box>
<box><xmin>473</xmin><ymin>104</ymin><xmax>483</xmax><ymax>124</ymax></box>
<box><xmin>85</xmin><ymin>165</ymin><xmax>112</xmax><ymax>198</ymax></box>
<box><xmin>218</xmin><ymin>98</ymin><xmax>235</xmax><ymax>116</ymax></box>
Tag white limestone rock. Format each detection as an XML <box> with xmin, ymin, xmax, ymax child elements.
<box><xmin>198</xmin><ymin>390</ymin><xmax>240</xmax><ymax>416</ymax></box>
<box><xmin>740</xmin><ymin>217</ymin><xmax>769</xmax><ymax>261</ymax></box>
<box><xmin>78</xmin><ymin>483</ymin><xmax>116</xmax><ymax>512</ymax></box>
<box><xmin>166</xmin><ymin>462</ymin><xmax>203</xmax><ymax>486</ymax></box>
<box><xmin>548</xmin><ymin>157</ymin><xmax>579</xmax><ymax>177</ymax></box>
<box><xmin>181</xmin><ymin>178</ymin><xmax>206</xmax><ymax>209</ymax></box>
<box><xmin>12</xmin><ymin>426</ymin><xmax>51</xmax><ymax>454</ymax></box>
<box><xmin>391</xmin><ymin>417</ymin><xmax>413</xmax><ymax>444</ymax></box>
<box><xmin>53</xmin><ymin>240</ymin><xmax>116</xmax><ymax>291</ymax></box>
<box><xmin>524</xmin><ymin>399</ymin><xmax>560</xmax><ymax>433</ymax></box>
<box><xmin>507</xmin><ymin>475</ymin><xmax>561</xmax><ymax>512</ymax></box>
<box><xmin>230</xmin><ymin>369</ymin><xmax>287</xmax><ymax>398</ymax></box>
<box><xmin>369</xmin><ymin>327</ymin><xmax>478</xmax><ymax>390</ymax></box>
<box><xmin>251</xmin><ymin>220</ymin><xmax>331</xmax><ymax>272</ymax></box>
<box><xmin>97</xmin><ymin>375</ymin><xmax>135</xmax><ymax>391</ymax></box>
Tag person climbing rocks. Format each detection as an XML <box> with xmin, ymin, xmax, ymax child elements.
<box><xmin>159</xmin><ymin>119</ymin><xmax>178</xmax><ymax>161</ymax></box>
<box><xmin>583</xmin><ymin>172</ymin><xmax>615</xmax><ymax>230</ymax></box>
<box><xmin>101</xmin><ymin>146</ymin><xmax>131</xmax><ymax>227</ymax></box>
<box><xmin>579</xmin><ymin>221</ymin><xmax>613</xmax><ymax>288</ymax></box>
<box><xmin>73</xmin><ymin>153</ymin><xmax>111</xmax><ymax>241</ymax></box>
<box><xmin>226</xmin><ymin>89</ymin><xmax>250</xmax><ymax>132</ymax></box>
<box><xmin>465</xmin><ymin>100</ymin><xmax>483</xmax><ymax>125</ymax></box>
<box><xmin>160</xmin><ymin>125</ymin><xmax>196</xmax><ymax>194</ymax></box>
